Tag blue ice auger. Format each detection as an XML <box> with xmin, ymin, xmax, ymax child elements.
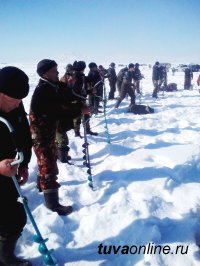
<box><xmin>82</xmin><ymin>115</ymin><xmax>94</xmax><ymax>190</ymax></box>
<box><xmin>0</xmin><ymin>117</ymin><xmax>57</xmax><ymax>266</ymax></box>
<box><xmin>102</xmin><ymin>81</ymin><xmax>111</xmax><ymax>144</ymax></box>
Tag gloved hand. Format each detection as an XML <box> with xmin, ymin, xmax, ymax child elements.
<box><xmin>17</xmin><ymin>166</ymin><xmax>29</xmax><ymax>186</ymax></box>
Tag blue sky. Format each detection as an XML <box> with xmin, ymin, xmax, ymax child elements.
<box><xmin>0</xmin><ymin>0</ymin><xmax>199</xmax><ymax>64</ymax></box>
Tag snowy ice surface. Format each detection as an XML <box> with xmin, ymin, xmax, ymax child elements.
<box><xmin>1</xmin><ymin>62</ymin><xmax>200</xmax><ymax>266</ymax></box>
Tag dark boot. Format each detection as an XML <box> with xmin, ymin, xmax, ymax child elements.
<box><xmin>57</xmin><ymin>147</ymin><xmax>71</xmax><ymax>163</ymax></box>
<box><xmin>152</xmin><ymin>89</ymin><xmax>158</xmax><ymax>98</ymax></box>
<box><xmin>86</xmin><ymin>129</ymin><xmax>98</xmax><ymax>136</ymax></box>
<box><xmin>43</xmin><ymin>188</ymin><xmax>73</xmax><ymax>216</ymax></box>
<box><xmin>114</xmin><ymin>98</ymin><xmax>121</xmax><ymax>109</ymax></box>
<box><xmin>0</xmin><ymin>235</ymin><xmax>32</xmax><ymax>266</ymax></box>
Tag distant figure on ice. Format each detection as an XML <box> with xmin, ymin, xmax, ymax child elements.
<box><xmin>184</xmin><ymin>67</ymin><xmax>193</xmax><ymax>90</ymax></box>
<box><xmin>152</xmin><ymin>61</ymin><xmax>160</xmax><ymax>98</ymax></box>
<box><xmin>98</xmin><ymin>65</ymin><xmax>107</xmax><ymax>99</ymax></box>
<box><xmin>115</xmin><ymin>63</ymin><xmax>135</xmax><ymax>109</ymax></box>
<box><xmin>107</xmin><ymin>62</ymin><xmax>117</xmax><ymax>100</ymax></box>
<box><xmin>159</xmin><ymin>65</ymin><xmax>167</xmax><ymax>91</ymax></box>
<box><xmin>172</xmin><ymin>67</ymin><xmax>176</xmax><ymax>76</ymax></box>
<box><xmin>87</xmin><ymin>62</ymin><xmax>103</xmax><ymax>114</ymax></box>
<box><xmin>72</xmin><ymin>60</ymin><xmax>98</xmax><ymax>136</ymax></box>
<box><xmin>134</xmin><ymin>63</ymin><xmax>144</xmax><ymax>94</ymax></box>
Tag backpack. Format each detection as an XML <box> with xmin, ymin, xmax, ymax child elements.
<box><xmin>127</xmin><ymin>104</ymin><xmax>154</xmax><ymax>115</ymax></box>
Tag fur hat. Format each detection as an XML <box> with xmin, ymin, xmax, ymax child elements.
<box><xmin>37</xmin><ymin>59</ymin><xmax>57</xmax><ymax>77</ymax></box>
<box><xmin>0</xmin><ymin>66</ymin><xmax>29</xmax><ymax>99</ymax></box>
<box><xmin>73</xmin><ymin>61</ymin><xmax>86</xmax><ymax>71</ymax></box>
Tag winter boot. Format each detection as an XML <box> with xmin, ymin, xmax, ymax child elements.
<box><xmin>86</xmin><ymin>128</ymin><xmax>98</xmax><ymax>136</ymax></box>
<box><xmin>152</xmin><ymin>89</ymin><xmax>158</xmax><ymax>98</ymax></box>
<box><xmin>57</xmin><ymin>147</ymin><xmax>71</xmax><ymax>163</ymax></box>
<box><xmin>0</xmin><ymin>235</ymin><xmax>32</xmax><ymax>266</ymax></box>
<box><xmin>43</xmin><ymin>188</ymin><xmax>73</xmax><ymax>216</ymax></box>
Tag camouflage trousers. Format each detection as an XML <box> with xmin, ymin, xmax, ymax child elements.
<box><xmin>29</xmin><ymin>113</ymin><xmax>60</xmax><ymax>191</ymax></box>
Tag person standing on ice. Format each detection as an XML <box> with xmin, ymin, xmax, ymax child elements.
<box><xmin>159</xmin><ymin>65</ymin><xmax>168</xmax><ymax>90</ymax></box>
<box><xmin>0</xmin><ymin>67</ymin><xmax>32</xmax><ymax>266</ymax></box>
<box><xmin>152</xmin><ymin>61</ymin><xmax>161</xmax><ymax>98</ymax></box>
<box><xmin>29</xmin><ymin>59</ymin><xmax>73</xmax><ymax>216</ymax></box>
<box><xmin>87</xmin><ymin>62</ymin><xmax>103</xmax><ymax>114</ymax></box>
<box><xmin>57</xmin><ymin>63</ymin><xmax>91</xmax><ymax>162</ymax></box>
<box><xmin>107</xmin><ymin>62</ymin><xmax>117</xmax><ymax>100</ymax></box>
<box><xmin>116</xmin><ymin>66</ymin><xmax>128</xmax><ymax>96</ymax></box>
<box><xmin>72</xmin><ymin>60</ymin><xmax>98</xmax><ymax>137</ymax></box>
<box><xmin>134</xmin><ymin>63</ymin><xmax>144</xmax><ymax>94</ymax></box>
<box><xmin>184</xmin><ymin>67</ymin><xmax>193</xmax><ymax>90</ymax></box>
<box><xmin>114</xmin><ymin>63</ymin><xmax>136</xmax><ymax>109</ymax></box>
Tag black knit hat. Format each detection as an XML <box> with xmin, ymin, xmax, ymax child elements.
<box><xmin>0</xmin><ymin>66</ymin><xmax>29</xmax><ymax>99</ymax></box>
<box><xmin>110</xmin><ymin>62</ymin><xmax>115</xmax><ymax>67</ymax></box>
<box><xmin>128</xmin><ymin>63</ymin><xmax>135</xmax><ymax>69</ymax></box>
<box><xmin>73</xmin><ymin>61</ymin><xmax>86</xmax><ymax>71</ymax></box>
<box><xmin>88</xmin><ymin>62</ymin><xmax>97</xmax><ymax>69</ymax></box>
<box><xmin>37</xmin><ymin>59</ymin><xmax>57</xmax><ymax>77</ymax></box>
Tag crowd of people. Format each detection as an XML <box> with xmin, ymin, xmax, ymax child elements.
<box><xmin>0</xmin><ymin>59</ymin><xmax>199</xmax><ymax>265</ymax></box>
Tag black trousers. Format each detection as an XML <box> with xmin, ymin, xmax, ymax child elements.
<box><xmin>0</xmin><ymin>176</ymin><xmax>26</xmax><ymax>237</ymax></box>
<box><xmin>108</xmin><ymin>81</ymin><xmax>116</xmax><ymax>99</ymax></box>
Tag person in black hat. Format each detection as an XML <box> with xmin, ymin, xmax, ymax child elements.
<box><xmin>70</xmin><ymin>61</ymin><xmax>98</xmax><ymax>137</ymax></box>
<box><xmin>107</xmin><ymin>62</ymin><xmax>117</xmax><ymax>100</ymax></box>
<box><xmin>115</xmin><ymin>63</ymin><xmax>136</xmax><ymax>109</ymax></box>
<box><xmin>0</xmin><ymin>67</ymin><xmax>32</xmax><ymax>265</ymax></box>
<box><xmin>87</xmin><ymin>62</ymin><xmax>103</xmax><ymax>114</ymax></box>
<box><xmin>152</xmin><ymin>61</ymin><xmax>161</xmax><ymax>98</ymax></box>
<box><xmin>58</xmin><ymin>62</ymin><xmax>90</xmax><ymax>161</ymax></box>
<box><xmin>30</xmin><ymin>59</ymin><xmax>74</xmax><ymax>216</ymax></box>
